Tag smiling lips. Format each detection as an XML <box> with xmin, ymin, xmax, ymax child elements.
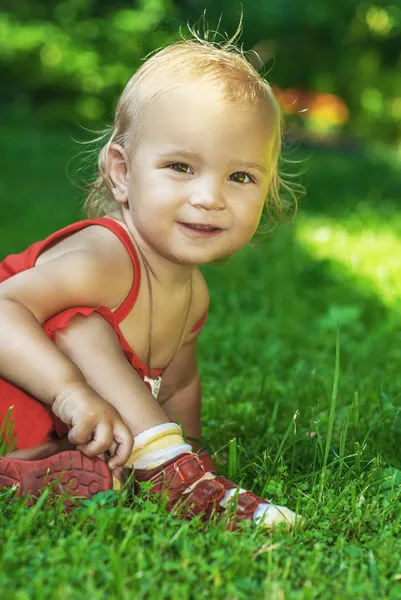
<box><xmin>178</xmin><ymin>222</ymin><xmax>224</xmax><ymax>237</ymax></box>
<box><xmin>180</xmin><ymin>222</ymin><xmax>222</xmax><ymax>231</ymax></box>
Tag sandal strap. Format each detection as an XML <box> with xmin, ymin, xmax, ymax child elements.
<box><xmin>134</xmin><ymin>452</ymin><xmax>270</xmax><ymax>526</ymax></box>
<box><xmin>230</xmin><ymin>491</ymin><xmax>269</xmax><ymax>528</ymax></box>
<box><xmin>175</xmin><ymin>475</ymin><xmax>236</xmax><ymax>519</ymax></box>
<box><xmin>181</xmin><ymin>478</ymin><xmax>269</xmax><ymax>524</ymax></box>
<box><xmin>134</xmin><ymin>452</ymin><xmax>216</xmax><ymax>502</ymax></box>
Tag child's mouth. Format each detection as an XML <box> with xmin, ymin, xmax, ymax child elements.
<box><xmin>179</xmin><ymin>222</ymin><xmax>223</xmax><ymax>236</ymax></box>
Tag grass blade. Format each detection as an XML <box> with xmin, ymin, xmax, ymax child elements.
<box><xmin>319</xmin><ymin>327</ymin><xmax>340</xmax><ymax>500</ymax></box>
<box><xmin>228</xmin><ymin>437</ymin><xmax>238</xmax><ymax>479</ymax></box>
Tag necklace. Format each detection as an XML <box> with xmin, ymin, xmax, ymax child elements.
<box><xmin>135</xmin><ymin>244</ymin><xmax>193</xmax><ymax>399</ymax></box>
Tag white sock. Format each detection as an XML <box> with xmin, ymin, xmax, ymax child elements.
<box><xmin>126</xmin><ymin>423</ymin><xmax>192</xmax><ymax>469</ymax></box>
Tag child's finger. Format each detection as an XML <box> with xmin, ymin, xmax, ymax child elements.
<box><xmin>109</xmin><ymin>440</ymin><xmax>118</xmax><ymax>458</ymax></box>
<box><xmin>108</xmin><ymin>424</ymin><xmax>133</xmax><ymax>468</ymax></box>
<box><xmin>81</xmin><ymin>423</ymin><xmax>114</xmax><ymax>457</ymax></box>
<box><xmin>67</xmin><ymin>421</ymin><xmax>94</xmax><ymax>447</ymax></box>
<box><xmin>111</xmin><ymin>465</ymin><xmax>123</xmax><ymax>480</ymax></box>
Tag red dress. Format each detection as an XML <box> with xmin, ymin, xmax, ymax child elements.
<box><xmin>0</xmin><ymin>218</ymin><xmax>207</xmax><ymax>449</ymax></box>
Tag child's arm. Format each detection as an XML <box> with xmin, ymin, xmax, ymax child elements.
<box><xmin>155</xmin><ymin>271</ymin><xmax>208</xmax><ymax>448</ymax></box>
<box><xmin>0</xmin><ymin>246</ymin><xmax>134</xmax><ymax>466</ymax></box>
<box><xmin>53</xmin><ymin>312</ymin><xmax>171</xmax><ymax>436</ymax></box>
<box><xmin>156</xmin><ymin>271</ymin><xmax>209</xmax><ymax>448</ymax></box>
<box><xmin>53</xmin><ymin>309</ymin><xmax>204</xmax><ymax>446</ymax></box>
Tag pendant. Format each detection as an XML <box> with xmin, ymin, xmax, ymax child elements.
<box><xmin>144</xmin><ymin>375</ymin><xmax>162</xmax><ymax>399</ymax></box>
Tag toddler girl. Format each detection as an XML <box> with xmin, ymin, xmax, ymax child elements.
<box><xmin>0</xmin><ymin>36</ymin><xmax>298</xmax><ymax>529</ymax></box>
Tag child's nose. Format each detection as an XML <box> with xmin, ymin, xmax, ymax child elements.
<box><xmin>190</xmin><ymin>180</ymin><xmax>226</xmax><ymax>211</ymax></box>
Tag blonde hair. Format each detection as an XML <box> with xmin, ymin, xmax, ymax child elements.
<box><xmin>84</xmin><ymin>31</ymin><xmax>300</xmax><ymax>225</ymax></box>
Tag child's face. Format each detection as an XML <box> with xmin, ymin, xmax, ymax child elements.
<box><xmin>122</xmin><ymin>81</ymin><xmax>275</xmax><ymax>265</ymax></box>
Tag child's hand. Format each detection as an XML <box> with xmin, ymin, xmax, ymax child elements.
<box><xmin>52</xmin><ymin>381</ymin><xmax>133</xmax><ymax>469</ymax></box>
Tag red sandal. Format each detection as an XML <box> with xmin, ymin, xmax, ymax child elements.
<box><xmin>0</xmin><ymin>450</ymin><xmax>112</xmax><ymax>503</ymax></box>
<box><xmin>134</xmin><ymin>451</ymin><xmax>281</xmax><ymax>530</ymax></box>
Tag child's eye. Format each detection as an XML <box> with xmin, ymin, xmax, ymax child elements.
<box><xmin>229</xmin><ymin>172</ymin><xmax>254</xmax><ymax>184</ymax></box>
<box><xmin>169</xmin><ymin>163</ymin><xmax>192</xmax><ymax>174</ymax></box>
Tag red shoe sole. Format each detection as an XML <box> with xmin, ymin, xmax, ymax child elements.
<box><xmin>0</xmin><ymin>450</ymin><xmax>112</xmax><ymax>501</ymax></box>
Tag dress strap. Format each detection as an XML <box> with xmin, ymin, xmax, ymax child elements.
<box><xmin>191</xmin><ymin>312</ymin><xmax>208</xmax><ymax>333</ymax></box>
<box><xmin>30</xmin><ymin>217</ymin><xmax>141</xmax><ymax>324</ymax></box>
<box><xmin>30</xmin><ymin>217</ymin><xmax>207</xmax><ymax>334</ymax></box>
<box><xmin>98</xmin><ymin>218</ymin><xmax>141</xmax><ymax>323</ymax></box>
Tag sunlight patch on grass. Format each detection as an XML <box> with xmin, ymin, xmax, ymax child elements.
<box><xmin>295</xmin><ymin>212</ymin><xmax>401</xmax><ymax>308</ymax></box>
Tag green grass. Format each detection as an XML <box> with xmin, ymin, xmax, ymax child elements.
<box><xmin>1</xmin><ymin>124</ymin><xmax>401</xmax><ymax>599</ymax></box>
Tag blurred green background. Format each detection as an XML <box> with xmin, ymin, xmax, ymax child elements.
<box><xmin>1</xmin><ymin>0</ymin><xmax>400</xmax><ymax>143</ymax></box>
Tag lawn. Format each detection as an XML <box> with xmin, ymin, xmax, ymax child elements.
<box><xmin>1</xmin><ymin>124</ymin><xmax>401</xmax><ymax>599</ymax></box>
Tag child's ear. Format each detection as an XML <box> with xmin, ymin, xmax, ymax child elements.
<box><xmin>107</xmin><ymin>143</ymin><xmax>129</xmax><ymax>203</ymax></box>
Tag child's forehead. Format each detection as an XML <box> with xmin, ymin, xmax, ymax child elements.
<box><xmin>140</xmin><ymin>81</ymin><xmax>274</xmax><ymax>144</ymax></box>
<box><xmin>148</xmin><ymin>79</ymin><xmax>268</xmax><ymax>115</ymax></box>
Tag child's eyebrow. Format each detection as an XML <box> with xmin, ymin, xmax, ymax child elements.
<box><xmin>157</xmin><ymin>150</ymin><xmax>267</xmax><ymax>175</ymax></box>
<box><xmin>238</xmin><ymin>162</ymin><xmax>267</xmax><ymax>175</ymax></box>
<box><xmin>157</xmin><ymin>149</ymin><xmax>202</xmax><ymax>162</ymax></box>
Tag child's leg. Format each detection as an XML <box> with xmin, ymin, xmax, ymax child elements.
<box><xmin>6</xmin><ymin>437</ymin><xmax>74</xmax><ymax>460</ymax></box>
<box><xmin>124</xmin><ymin>423</ymin><xmax>299</xmax><ymax>530</ymax></box>
<box><xmin>0</xmin><ymin>312</ymin><xmax>298</xmax><ymax>527</ymax></box>
<box><xmin>0</xmin><ymin>379</ymin><xmax>58</xmax><ymax>450</ymax></box>
<box><xmin>0</xmin><ymin>384</ymin><xmax>111</xmax><ymax>501</ymax></box>
<box><xmin>0</xmin><ymin>450</ymin><xmax>112</xmax><ymax>501</ymax></box>
<box><xmin>52</xmin><ymin>314</ymin><xmax>298</xmax><ymax>528</ymax></box>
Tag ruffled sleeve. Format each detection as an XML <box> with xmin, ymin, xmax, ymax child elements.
<box><xmin>43</xmin><ymin>306</ymin><xmax>116</xmax><ymax>341</ymax></box>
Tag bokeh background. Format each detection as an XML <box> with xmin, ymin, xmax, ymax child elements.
<box><xmin>1</xmin><ymin>0</ymin><xmax>400</xmax><ymax>246</ymax></box>
<box><xmin>1</xmin><ymin>0</ymin><xmax>400</xmax><ymax>140</ymax></box>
